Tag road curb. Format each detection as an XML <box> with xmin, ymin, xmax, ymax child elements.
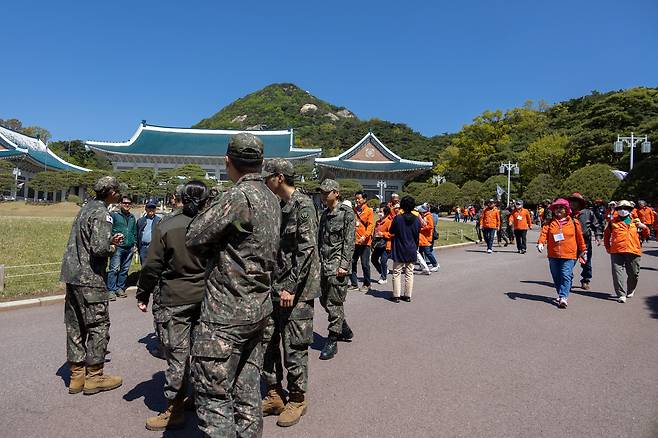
<box><xmin>435</xmin><ymin>241</ymin><xmax>477</xmax><ymax>250</ymax></box>
<box><xmin>0</xmin><ymin>286</ymin><xmax>139</xmax><ymax>312</ymax></box>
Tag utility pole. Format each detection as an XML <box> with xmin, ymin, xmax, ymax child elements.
<box><xmin>499</xmin><ymin>162</ymin><xmax>519</xmax><ymax>208</ymax></box>
<box><xmin>614</xmin><ymin>133</ymin><xmax>651</xmax><ymax>171</ymax></box>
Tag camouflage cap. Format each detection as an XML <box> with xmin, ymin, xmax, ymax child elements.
<box><xmin>227</xmin><ymin>132</ymin><xmax>264</xmax><ymax>163</ymax></box>
<box><xmin>262</xmin><ymin>158</ymin><xmax>295</xmax><ymax>178</ymax></box>
<box><xmin>320</xmin><ymin>178</ymin><xmax>340</xmax><ymax>192</ymax></box>
<box><xmin>93</xmin><ymin>176</ymin><xmax>120</xmax><ymax>193</ymax></box>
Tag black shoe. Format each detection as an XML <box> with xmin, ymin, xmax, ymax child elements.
<box><xmin>337</xmin><ymin>321</ymin><xmax>353</xmax><ymax>342</ymax></box>
<box><xmin>390</xmin><ymin>297</ymin><xmax>400</xmax><ymax>303</ymax></box>
<box><xmin>401</xmin><ymin>296</ymin><xmax>411</xmax><ymax>302</ymax></box>
<box><xmin>319</xmin><ymin>336</ymin><xmax>338</xmax><ymax>360</ymax></box>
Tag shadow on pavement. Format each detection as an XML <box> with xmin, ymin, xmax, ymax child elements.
<box><xmin>641</xmin><ymin>266</ymin><xmax>657</xmax><ymax>271</ymax></box>
<box><xmin>570</xmin><ymin>290</ymin><xmax>616</xmax><ymax>301</ymax></box>
<box><xmin>645</xmin><ymin>295</ymin><xmax>658</xmax><ymax>319</ymax></box>
<box><xmin>505</xmin><ymin>292</ymin><xmax>556</xmax><ymax>306</ymax></box>
<box><xmin>123</xmin><ymin>371</ymin><xmax>166</xmax><ymax>412</ymax></box>
<box><xmin>56</xmin><ymin>362</ymin><xmax>69</xmax><ymax>387</ymax></box>
<box><xmin>643</xmin><ymin>249</ymin><xmax>658</xmax><ymax>257</ymax></box>
<box><xmin>366</xmin><ymin>289</ymin><xmax>392</xmax><ymax>301</ymax></box>
<box><xmin>519</xmin><ymin>280</ymin><xmax>554</xmax><ymax>288</ymax></box>
<box><xmin>138</xmin><ymin>332</ymin><xmax>166</xmax><ymax>360</ymax></box>
<box><xmin>310</xmin><ymin>331</ymin><xmax>325</xmax><ymax>352</ymax></box>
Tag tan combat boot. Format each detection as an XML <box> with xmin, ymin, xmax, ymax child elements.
<box><xmin>83</xmin><ymin>363</ymin><xmax>123</xmax><ymax>395</ymax></box>
<box><xmin>262</xmin><ymin>384</ymin><xmax>287</xmax><ymax>416</ymax></box>
<box><xmin>145</xmin><ymin>398</ymin><xmax>186</xmax><ymax>431</ymax></box>
<box><xmin>277</xmin><ymin>393</ymin><xmax>307</xmax><ymax>427</ymax></box>
<box><xmin>68</xmin><ymin>362</ymin><xmax>85</xmax><ymax>394</ymax></box>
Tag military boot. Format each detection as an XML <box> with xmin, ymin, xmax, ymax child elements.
<box><xmin>145</xmin><ymin>398</ymin><xmax>186</xmax><ymax>431</ymax></box>
<box><xmin>337</xmin><ymin>321</ymin><xmax>353</xmax><ymax>342</ymax></box>
<box><xmin>68</xmin><ymin>362</ymin><xmax>85</xmax><ymax>394</ymax></box>
<box><xmin>262</xmin><ymin>384</ymin><xmax>287</xmax><ymax>416</ymax></box>
<box><xmin>83</xmin><ymin>363</ymin><xmax>123</xmax><ymax>395</ymax></box>
<box><xmin>319</xmin><ymin>334</ymin><xmax>338</xmax><ymax>360</ymax></box>
<box><xmin>277</xmin><ymin>393</ymin><xmax>308</xmax><ymax>427</ymax></box>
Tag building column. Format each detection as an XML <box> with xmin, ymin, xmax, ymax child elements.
<box><xmin>23</xmin><ymin>179</ymin><xmax>28</xmax><ymax>199</ymax></box>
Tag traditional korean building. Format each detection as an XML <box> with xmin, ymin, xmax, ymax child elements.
<box><xmin>315</xmin><ymin>132</ymin><xmax>433</xmax><ymax>201</ymax></box>
<box><xmin>86</xmin><ymin>122</ymin><xmax>322</xmax><ymax>180</ymax></box>
<box><xmin>0</xmin><ymin>125</ymin><xmax>89</xmax><ymax>200</ymax></box>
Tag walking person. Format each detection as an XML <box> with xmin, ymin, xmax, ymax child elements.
<box><xmin>604</xmin><ymin>200</ymin><xmax>648</xmax><ymax>303</ymax></box>
<box><xmin>260</xmin><ymin>159</ymin><xmax>320</xmax><ymax>427</ymax></box>
<box><xmin>136</xmin><ymin>181</ymin><xmax>209</xmax><ymax>431</ymax></box>
<box><xmin>349</xmin><ymin>191</ymin><xmax>375</xmax><ymax>292</ymax></box>
<box><xmin>371</xmin><ymin>206</ymin><xmax>393</xmax><ymax>285</ymax></box>
<box><xmin>567</xmin><ymin>192</ymin><xmax>603</xmax><ymax>290</ymax></box>
<box><xmin>480</xmin><ymin>199</ymin><xmax>500</xmax><ymax>253</ymax></box>
<box><xmin>636</xmin><ymin>200</ymin><xmax>656</xmax><ymax>244</ymax></box>
<box><xmin>389</xmin><ymin>196</ymin><xmax>421</xmax><ymax>303</ymax></box>
<box><xmin>537</xmin><ymin>198</ymin><xmax>587</xmax><ymax>309</ymax></box>
<box><xmin>498</xmin><ymin>205</ymin><xmax>511</xmax><ymax>247</ymax></box>
<box><xmin>107</xmin><ymin>195</ymin><xmax>137</xmax><ymax>300</ymax></box>
<box><xmin>317</xmin><ymin>179</ymin><xmax>355</xmax><ymax>360</ymax></box>
<box><xmin>418</xmin><ymin>205</ymin><xmax>439</xmax><ymax>271</ymax></box>
<box><xmin>136</xmin><ymin>199</ymin><xmax>161</xmax><ymax>265</ymax></box>
<box><xmin>60</xmin><ymin>176</ymin><xmax>124</xmax><ymax>395</ymax></box>
<box><xmin>509</xmin><ymin>200</ymin><xmax>532</xmax><ymax>254</ymax></box>
<box><xmin>185</xmin><ymin>133</ymin><xmax>281</xmax><ymax>438</ymax></box>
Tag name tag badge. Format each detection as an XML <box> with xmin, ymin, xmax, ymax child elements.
<box><xmin>517</xmin><ymin>215</ymin><xmax>523</xmax><ymax>221</ymax></box>
<box><xmin>553</xmin><ymin>233</ymin><xmax>565</xmax><ymax>242</ymax></box>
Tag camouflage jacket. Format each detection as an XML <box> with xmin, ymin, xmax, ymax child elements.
<box><xmin>60</xmin><ymin>199</ymin><xmax>114</xmax><ymax>288</ymax></box>
<box><xmin>274</xmin><ymin>189</ymin><xmax>321</xmax><ymax>303</ymax></box>
<box><xmin>318</xmin><ymin>202</ymin><xmax>355</xmax><ymax>277</ymax></box>
<box><xmin>186</xmin><ymin>173</ymin><xmax>281</xmax><ymax>325</ymax></box>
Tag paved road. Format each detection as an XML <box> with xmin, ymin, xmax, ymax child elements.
<box><xmin>2</xmin><ymin>232</ymin><xmax>658</xmax><ymax>438</ymax></box>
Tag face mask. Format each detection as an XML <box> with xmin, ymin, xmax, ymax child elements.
<box><xmin>618</xmin><ymin>209</ymin><xmax>630</xmax><ymax>217</ymax></box>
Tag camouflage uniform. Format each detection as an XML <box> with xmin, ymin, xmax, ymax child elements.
<box><xmin>60</xmin><ymin>197</ymin><xmax>114</xmax><ymax>366</ymax></box>
<box><xmin>318</xmin><ymin>181</ymin><xmax>356</xmax><ymax>337</ymax></box>
<box><xmin>186</xmin><ymin>133</ymin><xmax>280</xmax><ymax>438</ymax></box>
<box><xmin>261</xmin><ymin>165</ymin><xmax>320</xmax><ymax>396</ymax></box>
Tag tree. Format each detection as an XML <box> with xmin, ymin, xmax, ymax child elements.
<box><xmin>518</xmin><ymin>134</ymin><xmax>570</xmax><ymax>182</ymax></box>
<box><xmin>561</xmin><ymin>164</ymin><xmax>620</xmax><ymax>202</ymax></box>
<box><xmin>460</xmin><ymin>180</ymin><xmax>483</xmax><ymax>205</ymax></box>
<box><xmin>0</xmin><ymin>161</ymin><xmax>14</xmax><ymax>192</ymax></box>
<box><xmin>479</xmin><ymin>175</ymin><xmax>516</xmax><ymax>203</ymax></box>
<box><xmin>612</xmin><ymin>156</ymin><xmax>658</xmax><ymax>203</ymax></box>
<box><xmin>523</xmin><ymin>174</ymin><xmax>561</xmax><ymax>205</ymax></box>
<box><xmin>402</xmin><ymin>182</ymin><xmax>432</xmax><ymax>199</ymax></box>
<box><xmin>420</xmin><ymin>182</ymin><xmax>460</xmax><ymax>210</ymax></box>
<box><xmin>336</xmin><ymin>179</ymin><xmax>363</xmax><ymax>199</ymax></box>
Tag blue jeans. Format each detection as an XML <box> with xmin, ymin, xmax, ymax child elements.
<box><xmin>370</xmin><ymin>247</ymin><xmax>389</xmax><ymax>280</ymax></box>
<box><xmin>107</xmin><ymin>246</ymin><xmax>133</xmax><ymax>293</ymax></box>
<box><xmin>548</xmin><ymin>258</ymin><xmax>577</xmax><ymax>299</ymax></box>
<box><xmin>419</xmin><ymin>245</ymin><xmax>438</xmax><ymax>267</ymax></box>
<box><xmin>351</xmin><ymin>245</ymin><xmax>372</xmax><ymax>287</ymax></box>
<box><xmin>483</xmin><ymin>228</ymin><xmax>496</xmax><ymax>251</ymax></box>
<box><xmin>139</xmin><ymin>243</ymin><xmax>150</xmax><ymax>265</ymax></box>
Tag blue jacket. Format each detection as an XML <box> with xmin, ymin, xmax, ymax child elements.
<box><xmin>390</xmin><ymin>213</ymin><xmax>421</xmax><ymax>263</ymax></box>
<box><xmin>137</xmin><ymin>214</ymin><xmax>162</xmax><ymax>251</ymax></box>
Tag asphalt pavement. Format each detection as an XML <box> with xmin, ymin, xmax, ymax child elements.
<box><xmin>1</xmin><ymin>231</ymin><xmax>657</xmax><ymax>438</ymax></box>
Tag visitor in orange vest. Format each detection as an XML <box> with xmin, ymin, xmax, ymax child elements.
<box><xmin>350</xmin><ymin>191</ymin><xmax>375</xmax><ymax>292</ymax></box>
<box><xmin>537</xmin><ymin>198</ymin><xmax>587</xmax><ymax>309</ymax></box>
<box><xmin>371</xmin><ymin>206</ymin><xmax>393</xmax><ymax>284</ymax></box>
<box><xmin>480</xmin><ymin>199</ymin><xmax>501</xmax><ymax>254</ymax></box>
<box><xmin>509</xmin><ymin>200</ymin><xmax>533</xmax><ymax>254</ymax></box>
<box><xmin>604</xmin><ymin>200</ymin><xmax>648</xmax><ymax>303</ymax></box>
<box><xmin>417</xmin><ymin>205</ymin><xmax>439</xmax><ymax>271</ymax></box>
<box><xmin>636</xmin><ymin>200</ymin><xmax>655</xmax><ymax>244</ymax></box>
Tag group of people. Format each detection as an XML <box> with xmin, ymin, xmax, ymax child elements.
<box><xmin>453</xmin><ymin>205</ymin><xmax>477</xmax><ymax>222</ymax></box>
<box><xmin>59</xmin><ymin>133</ymin><xmax>448</xmax><ymax>437</ymax></box>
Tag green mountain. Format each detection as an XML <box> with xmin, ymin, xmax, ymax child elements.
<box><xmin>194</xmin><ymin>83</ymin><xmax>451</xmax><ymax>162</ymax></box>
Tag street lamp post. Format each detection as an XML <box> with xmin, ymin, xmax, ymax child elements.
<box><xmin>499</xmin><ymin>161</ymin><xmax>519</xmax><ymax>207</ymax></box>
<box><xmin>11</xmin><ymin>167</ymin><xmax>21</xmax><ymax>200</ymax></box>
<box><xmin>614</xmin><ymin>133</ymin><xmax>651</xmax><ymax>171</ymax></box>
<box><xmin>377</xmin><ymin>180</ymin><xmax>387</xmax><ymax>202</ymax></box>
<box><xmin>432</xmin><ymin>175</ymin><xmax>446</xmax><ymax>185</ymax></box>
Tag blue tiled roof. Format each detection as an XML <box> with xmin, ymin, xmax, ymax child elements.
<box><xmin>317</xmin><ymin>160</ymin><xmax>433</xmax><ymax>172</ymax></box>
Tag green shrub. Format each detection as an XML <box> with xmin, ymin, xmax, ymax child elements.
<box><xmin>67</xmin><ymin>194</ymin><xmax>82</xmax><ymax>205</ymax></box>
<box><xmin>561</xmin><ymin>164</ymin><xmax>619</xmax><ymax>202</ymax></box>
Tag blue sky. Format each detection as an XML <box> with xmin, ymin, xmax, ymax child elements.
<box><xmin>3</xmin><ymin>0</ymin><xmax>657</xmax><ymax>142</ymax></box>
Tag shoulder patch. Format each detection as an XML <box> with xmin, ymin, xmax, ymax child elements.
<box><xmin>106</xmin><ymin>215</ymin><xmax>113</xmax><ymax>224</ymax></box>
<box><xmin>300</xmin><ymin>210</ymin><xmax>309</xmax><ymax>221</ymax></box>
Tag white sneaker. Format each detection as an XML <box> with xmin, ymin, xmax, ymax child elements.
<box><xmin>378</xmin><ymin>279</ymin><xmax>387</xmax><ymax>285</ymax></box>
<box><xmin>618</xmin><ymin>296</ymin><xmax>627</xmax><ymax>303</ymax></box>
<box><xmin>430</xmin><ymin>266</ymin><xmax>439</xmax><ymax>272</ymax></box>
<box><xmin>421</xmin><ymin>270</ymin><xmax>431</xmax><ymax>276</ymax></box>
<box><xmin>558</xmin><ymin>298</ymin><xmax>568</xmax><ymax>308</ymax></box>
<box><xmin>487</xmin><ymin>249</ymin><xmax>492</xmax><ymax>254</ymax></box>
<box><xmin>627</xmin><ymin>290</ymin><xmax>635</xmax><ymax>298</ymax></box>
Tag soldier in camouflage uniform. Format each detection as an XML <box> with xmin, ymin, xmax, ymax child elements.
<box><xmin>60</xmin><ymin>176</ymin><xmax>124</xmax><ymax>395</ymax></box>
<box><xmin>260</xmin><ymin>159</ymin><xmax>320</xmax><ymax>427</ymax></box>
<box><xmin>186</xmin><ymin>133</ymin><xmax>280</xmax><ymax>438</ymax></box>
<box><xmin>317</xmin><ymin>179</ymin><xmax>356</xmax><ymax>360</ymax></box>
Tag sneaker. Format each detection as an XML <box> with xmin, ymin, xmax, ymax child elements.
<box><xmin>487</xmin><ymin>249</ymin><xmax>493</xmax><ymax>254</ymax></box>
<box><xmin>618</xmin><ymin>295</ymin><xmax>627</xmax><ymax>303</ymax></box>
<box><xmin>378</xmin><ymin>279</ymin><xmax>387</xmax><ymax>285</ymax></box>
<box><xmin>115</xmin><ymin>289</ymin><xmax>128</xmax><ymax>298</ymax></box>
<box><xmin>108</xmin><ymin>292</ymin><xmax>117</xmax><ymax>301</ymax></box>
<box><xmin>521</xmin><ymin>249</ymin><xmax>526</xmax><ymax>254</ymax></box>
<box><xmin>360</xmin><ymin>285</ymin><xmax>371</xmax><ymax>293</ymax></box>
<box><xmin>401</xmin><ymin>296</ymin><xmax>411</xmax><ymax>302</ymax></box>
<box><xmin>430</xmin><ymin>266</ymin><xmax>439</xmax><ymax>272</ymax></box>
<box><xmin>421</xmin><ymin>270</ymin><xmax>431</xmax><ymax>276</ymax></box>
<box><xmin>627</xmin><ymin>290</ymin><xmax>635</xmax><ymax>298</ymax></box>
<box><xmin>347</xmin><ymin>284</ymin><xmax>359</xmax><ymax>291</ymax></box>
<box><xmin>581</xmin><ymin>281</ymin><xmax>590</xmax><ymax>291</ymax></box>
<box><xmin>558</xmin><ymin>298</ymin><xmax>568</xmax><ymax>309</ymax></box>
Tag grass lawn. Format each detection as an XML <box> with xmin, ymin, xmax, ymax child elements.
<box><xmin>434</xmin><ymin>219</ymin><xmax>479</xmax><ymax>247</ymax></box>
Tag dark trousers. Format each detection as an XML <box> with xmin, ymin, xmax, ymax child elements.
<box><xmin>371</xmin><ymin>247</ymin><xmax>389</xmax><ymax>280</ymax></box>
<box><xmin>483</xmin><ymin>228</ymin><xmax>496</xmax><ymax>251</ymax></box>
<box><xmin>580</xmin><ymin>240</ymin><xmax>593</xmax><ymax>282</ymax></box>
<box><xmin>419</xmin><ymin>245</ymin><xmax>438</xmax><ymax>267</ymax></box>
<box><xmin>350</xmin><ymin>244</ymin><xmax>371</xmax><ymax>287</ymax></box>
<box><xmin>514</xmin><ymin>230</ymin><xmax>528</xmax><ymax>252</ymax></box>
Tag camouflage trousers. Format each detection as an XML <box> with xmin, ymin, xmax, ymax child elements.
<box><xmin>191</xmin><ymin>319</ymin><xmax>267</xmax><ymax>438</ymax></box>
<box><xmin>64</xmin><ymin>284</ymin><xmax>110</xmax><ymax>366</ymax></box>
<box><xmin>262</xmin><ymin>301</ymin><xmax>314</xmax><ymax>395</ymax></box>
<box><xmin>159</xmin><ymin>302</ymin><xmax>201</xmax><ymax>401</ymax></box>
<box><xmin>320</xmin><ymin>275</ymin><xmax>348</xmax><ymax>335</ymax></box>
